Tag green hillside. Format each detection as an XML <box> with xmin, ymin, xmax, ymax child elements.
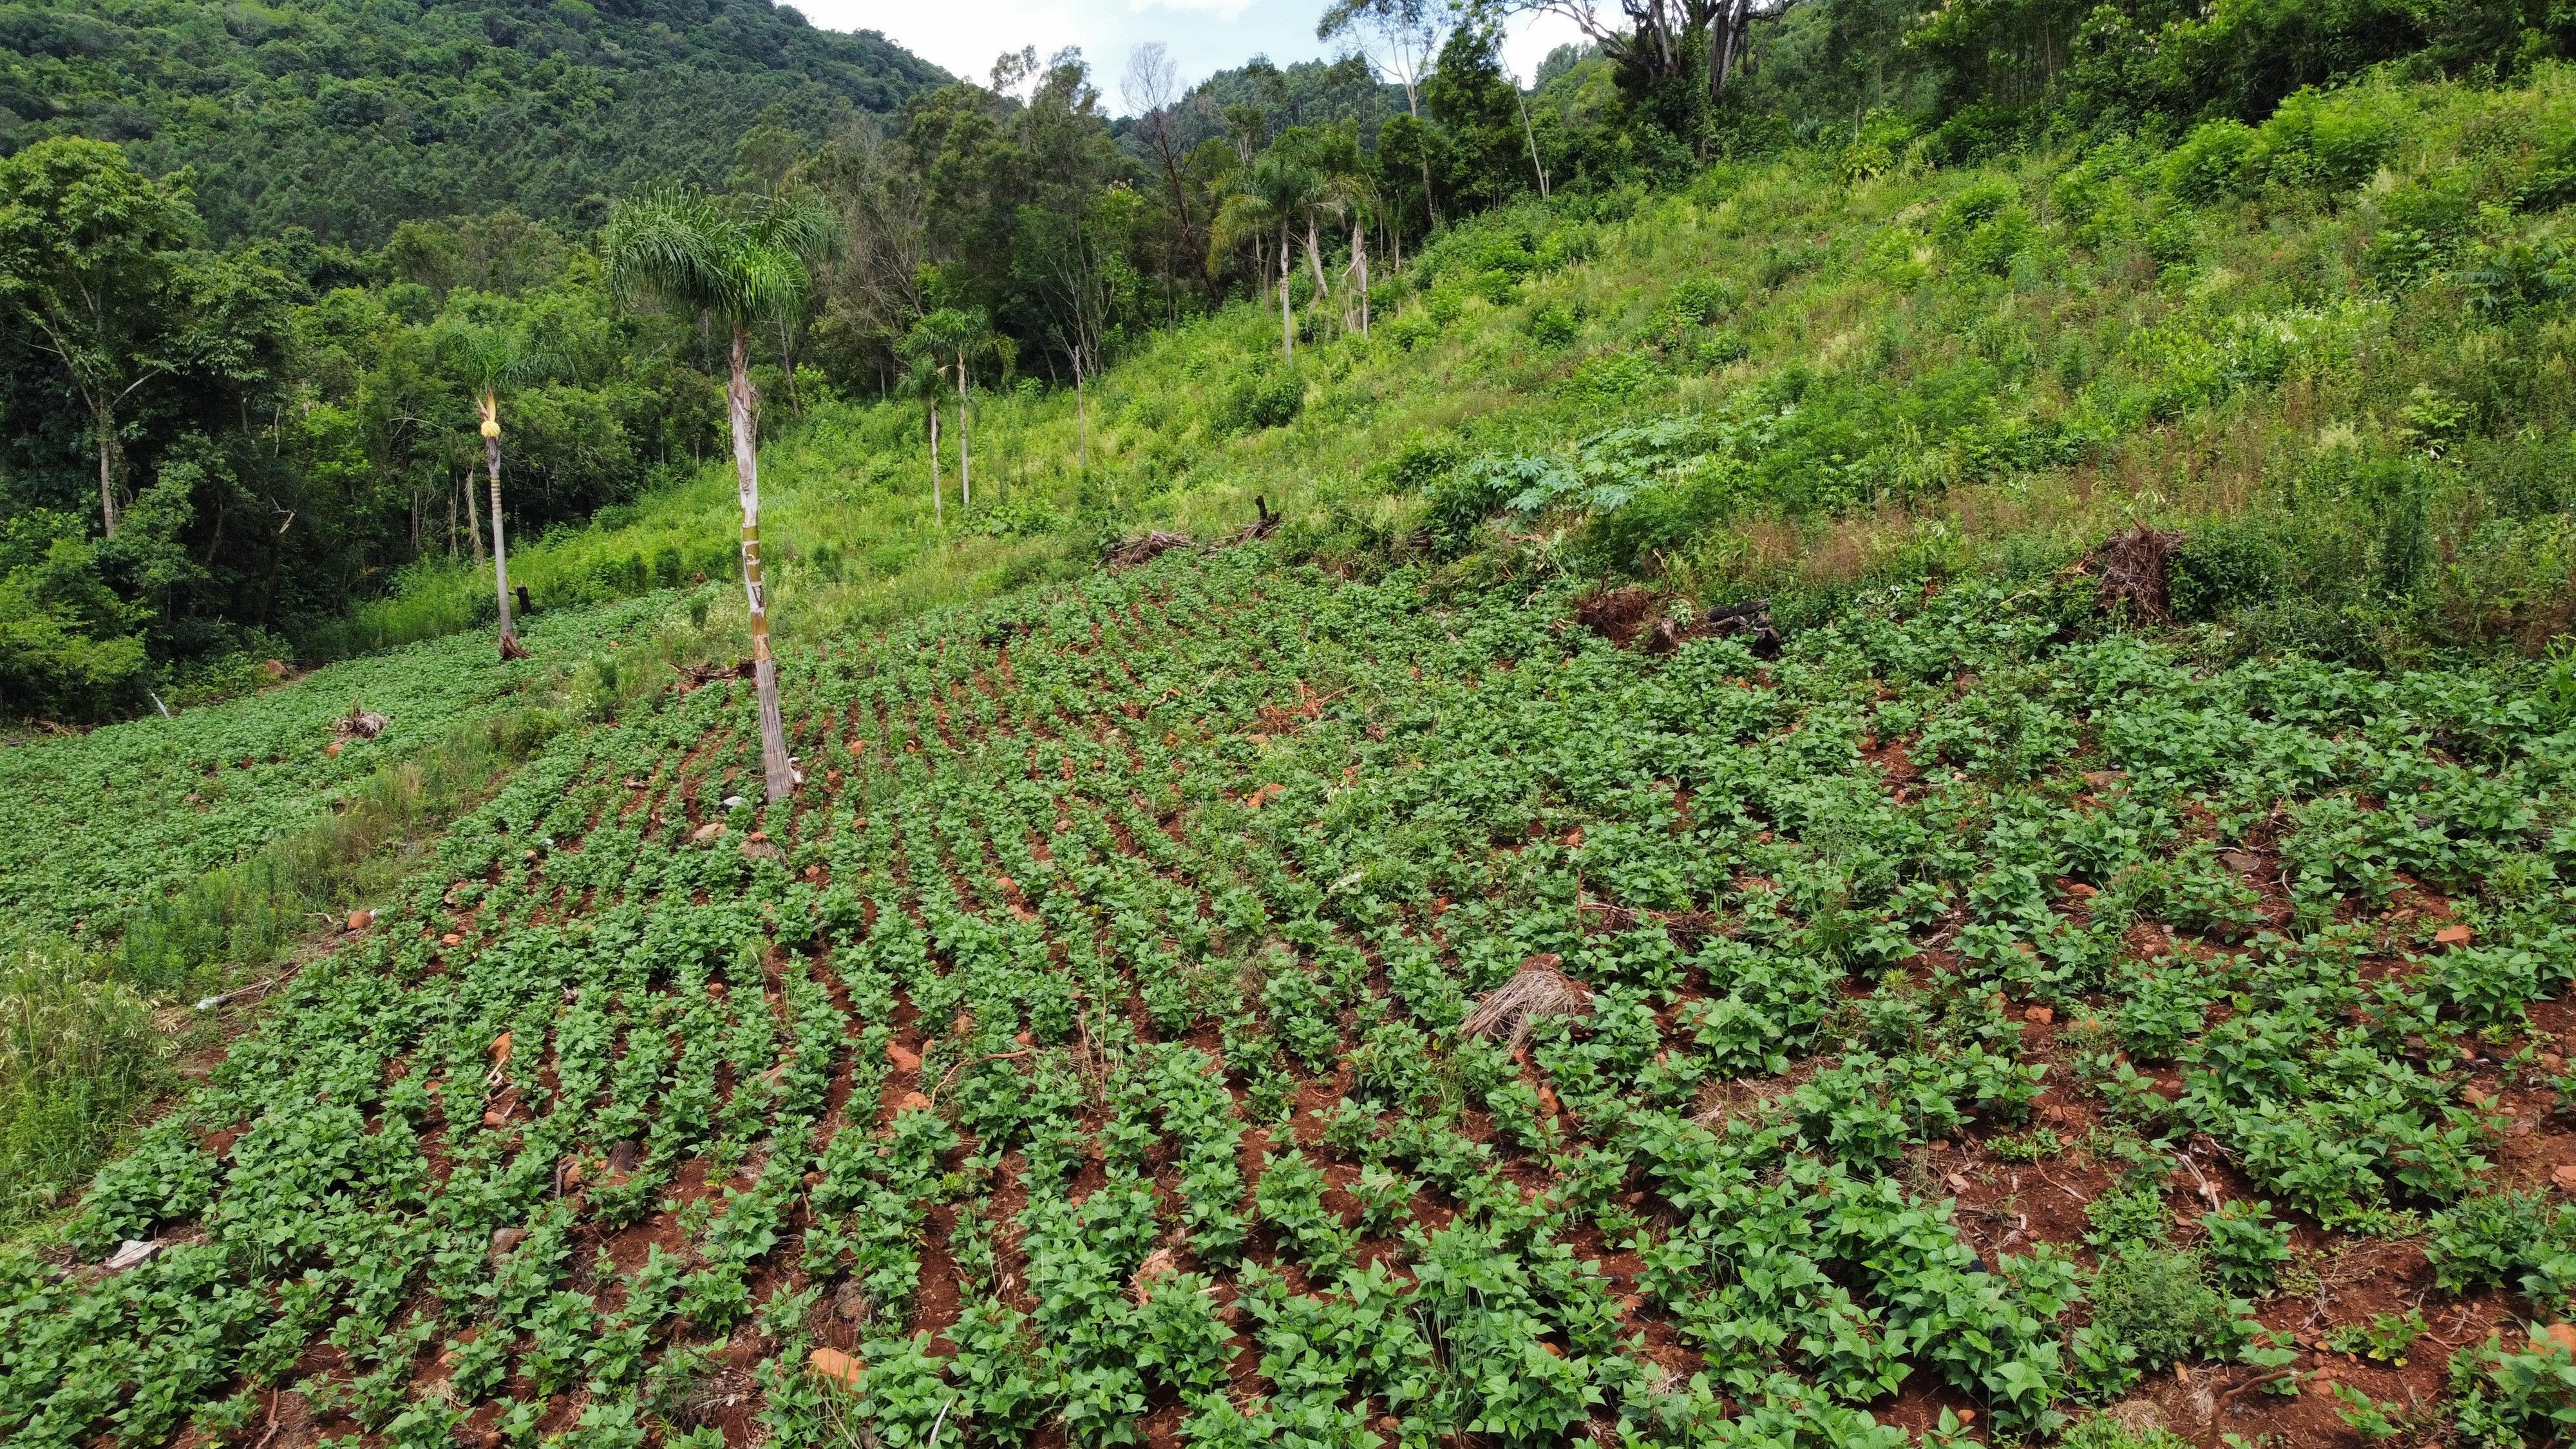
<box><xmin>446</xmin><ymin>65</ymin><xmax>2576</xmax><ymax>675</ymax></box>
<box><xmin>0</xmin><ymin>0</ymin><xmax>945</xmax><ymax>243</ymax></box>
<box><xmin>10</xmin><ymin>8</ymin><xmax>2576</xmax><ymax>1445</ymax></box>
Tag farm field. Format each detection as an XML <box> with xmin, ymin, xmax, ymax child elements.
<box><xmin>0</xmin><ymin>592</ymin><xmax>689</xmax><ymax>945</ymax></box>
<box><xmin>9</xmin><ymin>549</ymin><xmax>2576</xmax><ymax>1448</ymax></box>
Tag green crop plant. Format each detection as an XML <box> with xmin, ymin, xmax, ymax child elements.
<box><xmin>0</xmin><ymin>540</ymin><xmax>2570</xmax><ymax>1448</ymax></box>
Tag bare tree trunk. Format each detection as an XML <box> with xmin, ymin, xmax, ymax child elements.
<box><xmin>928</xmin><ymin>400</ymin><xmax>943</xmax><ymax>526</ymax></box>
<box><xmin>1712</xmin><ymin>0</ymin><xmax>1751</xmax><ymax>100</ymax></box>
<box><xmin>464</xmin><ymin>467</ymin><xmax>486</xmax><ymax>570</ymax></box>
<box><xmin>93</xmin><ymin>402</ymin><xmax>120</xmax><ymax>538</ymax></box>
<box><xmin>1402</xmin><ymin>86</ymin><xmax>1441</xmax><ymax>230</ymax></box>
<box><xmin>1353</xmin><ymin>219</ymin><xmax>1370</xmax><ymax>337</ymax></box>
<box><xmin>1074</xmin><ymin>347</ymin><xmax>1088</xmax><ymax>471</ymax></box>
<box><xmin>728</xmin><ymin>325</ymin><xmax>795</xmax><ymax>804</ymax></box>
<box><xmin>1517</xmin><ymin>84</ymin><xmax>1551</xmax><ymax>198</ymax></box>
<box><xmin>955</xmin><ymin>349</ymin><xmax>972</xmax><ymax>512</ymax></box>
<box><xmin>1280</xmin><ymin>229</ymin><xmax>1295</xmax><ymax>363</ymax></box>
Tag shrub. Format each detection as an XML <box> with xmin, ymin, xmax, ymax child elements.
<box><xmin>1935</xmin><ymin>178</ymin><xmax>2034</xmax><ymax>273</ymax></box>
<box><xmin>2089</xmin><ymin>1246</ymin><xmax>2239</xmax><ymax>1370</ymax></box>
<box><xmin>1224</xmin><ymin>369</ymin><xmax>1305</xmax><ymax>431</ymax></box>
<box><xmin>1668</xmin><ymin>275</ymin><xmax>1739</xmax><ymax>323</ymax></box>
<box><xmin>1526</xmin><ymin>303</ymin><xmax>1577</xmax><ymax>346</ymax></box>
<box><xmin>2200</xmin><ymin>1199</ymin><xmax>2293</xmax><ymax>1296</ymax></box>
<box><xmin>2163</xmin><ymin>120</ymin><xmax>2257</xmax><ymax>203</ymax></box>
<box><xmin>0</xmin><ymin>533</ymin><xmax>150</xmax><ymax>722</ymax></box>
<box><xmin>2427</xmin><ymin>1189</ymin><xmax>2576</xmax><ymax>1309</ymax></box>
<box><xmin>2169</xmin><ymin>520</ymin><xmax>2287</xmax><ymax>621</ymax></box>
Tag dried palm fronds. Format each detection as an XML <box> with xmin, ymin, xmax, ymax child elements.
<box><xmin>1461</xmin><ymin>954</ymin><xmax>1593</xmax><ymax>1050</ymax></box>
<box><xmin>1103</xmin><ymin>530</ymin><xmax>1194</xmax><ymax>570</ymax></box>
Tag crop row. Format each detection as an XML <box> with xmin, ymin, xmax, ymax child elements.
<box><xmin>5</xmin><ymin>549</ymin><xmax>2573</xmax><ymax>1448</ymax></box>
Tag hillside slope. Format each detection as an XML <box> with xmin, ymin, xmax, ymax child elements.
<box><xmin>0</xmin><ymin>590</ymin><xmax>687</xmax><ymax>944</ymax></box>
<box><xmin>442</xmin><ymin>65</ymin><xmax>2576</xmax><ymax>679</ymax></box>
<box><xmin>8</xmin><ymin>59</ymin><xmax>2576</xmax><ymax>1446</ymax></box>
<box><xmin>0</xmin><ymin>0</ymin><xmax>945</xmax><ymax>242</ymax></box>
<box><xmin>6</xmin><ymin>547</ymin><xmax>2574</xmax><ymax>1448</ymax></box>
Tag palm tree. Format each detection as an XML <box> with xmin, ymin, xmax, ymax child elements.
<box><xmin>893</xmin><ymin>332</ymin><xmax>944</xmax><ymax>525</ymax></box>
<box><xmin>1233</xmin><ymin>153</ymin><xmax>1325</xmax><ymax>363</ymax></box>
<box><xmin>911</xmin><ymin>308</ymin><xmax>994</xmax><ymax>513</ymax></box>
<box><xmin>431</xmin><ymin>313</ymin><xmax>552</xmax><ymax>659</ymax></box>
<box><xmin>602</xmin><ymin>184</ymin><xmax>837</xmax><ymax>805</ymax></box>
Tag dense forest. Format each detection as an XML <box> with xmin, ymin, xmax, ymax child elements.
<box><xmin>2</xmin><ymin>0</ymin><xmax>2573</xmax><ymax>721</ymax></box>
<box><xmin>0</xmin><ymin>0</ymin><xmax>947</xmax><ymax>242</ymax></box>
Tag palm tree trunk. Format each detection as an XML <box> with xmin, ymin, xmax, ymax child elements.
<box><xmin>486</xmin><ymin>431</ymin><xmax>521</xmax><ymax>657</ymax></box>
<box><xmin>1305</xmin><ymin>219</ymin><xmax>1331</xmax><ymax>302</ymax></box>
<box><xmin>956</xmin><ymin>349</ymin><xmax>972</xmax><ymax>512</ymax></box>
<box><xmin>463</xmin><ymin>466</ymin><xmax>486</xmax><ymax>570</ymax></box>
<box><xmin>728</xmin><ymin>324</ymin><xmax>795</xmax><ymax>804</ymax></box>
<box><xmin>1280</xmin><ymin>229</ymin><xmax>1294</xmax><ymax>363</ymax></box>
<box><xmin>928</xmin><ymin>399</ymin><xmax>943</xmax><ymax>526</ymax></box>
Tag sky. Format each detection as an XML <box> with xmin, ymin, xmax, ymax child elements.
<box><xmin>825</xmin><ymin>0</ymin><xmax>1591</xmax><ymax>111</ymax></box>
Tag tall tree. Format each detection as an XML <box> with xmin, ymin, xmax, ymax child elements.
<box><xmin>1499</xmin><ymin>0</ymin><xmax>1804</xmax><ymax>103</ymax></box>
<box><xmin>431</xmin><ymin>311</ymin><xmax>550</xmax><ymax>658</ymax></box>
<box><xmin>911</xmin><ymin>308</ymin><xmax>998</xmax><ymax>512</ymax></box>
<box><xmin>895</xmin><ymin>325</ymin><xmax>947</xmax><ymax>524</ymax></box>
<box><xmin>1318</xmin><ymin>0</ymin><xmax>1448</xmax><ymax>227</ymax></box>
<box><xmin>1122</xmin><ymin>44</ymin><xmax>1220</xmax><ymax>306</ymax></box>
<box><xmin>603</xmin><ymin>184</ymin><xmax>837</xmax><ymax>805</ymax></box>
<box><xmin>1225</xmin><ymin>154</ymin><xmax>1325</xmax><ymax>363</ymax></box>
<box><xmin>0</xmin><ymin>139</ymin><xmax>238</xmax><ymax>538</ymax></box>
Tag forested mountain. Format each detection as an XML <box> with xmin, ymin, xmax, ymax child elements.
<box><xmin>0</xmin><ymin>0</ymin><xmax>945</xmax><ymax>243</ymax></box>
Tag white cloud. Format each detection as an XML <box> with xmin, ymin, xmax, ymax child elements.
<box><xmin>1127</xmin><ymin>0</ymin><xmax>1258</xmax><ymax>16</ymax></box>
<box><xmin>818</xmin><ymin>0</ymin><xmax>1593</xmax><ymax>113</ymax></box>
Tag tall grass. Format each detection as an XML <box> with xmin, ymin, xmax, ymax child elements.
<box><xmin>0</xmin><ymin>945</ymin><xmax>162</xmax><ymax>1227</ymax></box>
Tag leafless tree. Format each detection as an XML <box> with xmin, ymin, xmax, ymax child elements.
<box><xmin>1122</xmin><ymin>44</ymin><xmax>1217</xmax><ymax>304</ymax></box>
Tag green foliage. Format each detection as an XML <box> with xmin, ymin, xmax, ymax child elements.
<box><xmin>2090</xmin><ymin>1246</ymin><xmax>2243</xmax><ymax>1370</ymax></box>
<box><xmin>1222</xmin><ymin>368</ymin><xmax>1306</xmax><ymax>432</ymax></box>
<box><xmin>2200</xmin><ymin>1200</ymin><xmax>2293</xmax><ymax>1296</ymax></box>
<box><xmin>2061</xmin><ymin>1412</ymin><xmax>2195</xmax><ymax>1449</ymax></box>
<box><xmin>0</xmin><ymin>534</ymin><xmax>148</xmax><ymax>719</ymax></box>
<box><xmin>2427</xmin><ymin>1189</ymin><xmax>2576</xmax><ymax>1309</ymax></box>
<box><xmin>2450</xmin><ymin>1332</ymin><xmax>2576</xmax><ymax>1448</ymax></box>
<box><xmin>0</xmin><ymin>945</ymin><xmax>162</xmax><ymax>1226</ymax></box>
<box><xmin>3</xmin><ymin>0</ymin><xmax>938</xmax><ymax>247</ymax></box>
<box><xmin>3</xmin><ymin>533</ymin><xmax>2574</xmax><ymax>1444</ymax></box>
